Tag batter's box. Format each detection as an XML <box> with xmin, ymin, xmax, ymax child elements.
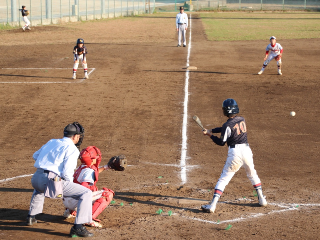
<box><xmin>0</xmin><ymin>68</ymin><xmax>95</xmax><ymax>84</ymax></box>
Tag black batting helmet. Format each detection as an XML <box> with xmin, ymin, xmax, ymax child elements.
<box><xmin>77</xmin><ymin>38</ymin><xmax>84</xmax><ymax>44</ymax></box>
<box><xmin>222</xmin><ymin>99</ymin><xmax>239</xmax><ymax>117</ymax></box>
<box><xmin>64</xmin><ymin>122</ymin><xmax>85</xmax><ymax>147</ymax></box>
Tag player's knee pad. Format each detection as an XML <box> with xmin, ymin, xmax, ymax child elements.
<box><xmin>92</xmin><ymin>197</ymin><xmax>108</xmax><ymax>220</ymax></box>
<box><xmin>277</xmin><ymin>60</ymin><xmax>282</xmax><ymax>66</ymax></box>
<box><xmin>73</xmin><ymin>62</ymin><xmax>79</xmax><ymax>70</ymax></box>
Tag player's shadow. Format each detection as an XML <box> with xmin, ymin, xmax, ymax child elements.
<box><xmin>0</xmin><ymin>187</ymin><xmax>33</xmax><ymax>192</ymax></box>
<box><xmin>0</xmin><ymin>208</ymin><xmax>71</xmax><ymax>237</ymax></box>
<box><xmin>0</xmin><ymin>73</ymin><xmax>63</xmax><ymax>79</ymax></box>
<box><xmin>114</xmin><ymin>192</ymin><xmax>203</xmax><ymax>213</ymax></box>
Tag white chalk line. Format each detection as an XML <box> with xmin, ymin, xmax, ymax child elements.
<box><xmin>177</xmin><ymin>201</ymin><xmax>320</xmax><ymax>225</ymax></box>
<box><xmin>0</xmin><ymin>174</ymin><xmax>34</xmax><ymax>183</ymax></box>
<box><xmin>180</xmin><ymin>14</ymin><xmax>192</xmax><ymax>185</ymax></box>
<box><xmin>0</xmin><ymin>68</ymin><xmax>95</xmax><ymax>84</ymax></box>
<box><xmin>141</xmin><ymin>161</ymin><xmax>200</xmax><ymax>170</ymax></box>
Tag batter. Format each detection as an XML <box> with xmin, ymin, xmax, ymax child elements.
<box><xmin>258</xmin><ymin>36</ymin><xmax>283</xmax><ymax>75</ymax></box>
<box><xmin>201</xmin><ymin>99</ymin><xmax>267</xmax><ymax>213</ymax></box>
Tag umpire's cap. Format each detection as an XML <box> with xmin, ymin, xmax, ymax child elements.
<box><xmin>180</xmin><ymin>6</ymin><xmax>184</xmax><ymax>10</ymax></box>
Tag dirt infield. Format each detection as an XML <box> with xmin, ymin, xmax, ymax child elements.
<box><xmin>0</xmin><ymin>15</ymin><xmax>319</xmax><ymax>239</ymax></box>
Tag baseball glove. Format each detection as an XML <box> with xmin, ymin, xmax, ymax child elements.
<box><xmin>77</xmin><ymin>48</ymin><xmax>84</xmax><ymax>55</ymax></box>
<box><xmin>107</xmin><ymin>155</ymin><xmax>127</xmax><ymax>171</ymax></box>
<box><xmin>275</xmin><ymin>55</ymin><xmax>281</xmax><ymax>61</ymax></box>
<box><xmin>25</xmin><ymin>10</ymin><xmax>29</xmax><ymax>16</ymax></box>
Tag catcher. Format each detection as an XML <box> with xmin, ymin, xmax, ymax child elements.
<box><xmin>258</xmin><ymin>36</ymin><xmax>283</xmax><ymax>75</ymax></box>
<box><xmin>21</xmin><ymin>5</ymin><xmax>31</xmax><ymax>31</ymax></box>
<box><xmin>63</xmin><ymin>146</ymin><xmax>127</xmax><ymax>227</ymax></box>
<box><xmin>72</xmin><ymin>38</ymin><xmax>89</xmax><ymax>80</ymax></box>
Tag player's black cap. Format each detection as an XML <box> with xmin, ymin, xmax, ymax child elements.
<box><xmin>22</xmin><ymin>5</ymin><xmax>26</xmax><ymax>8</ymax></box>
<box><xmin>180</xmin><ymin>6</ymin><xmax>184</xmax><ymax>10</ymax></box>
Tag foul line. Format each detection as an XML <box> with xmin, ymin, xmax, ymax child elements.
<box><xmin>0</xmin><ymin>174</ymin><xmax>34</xmax><ymax>183</ymax></box>
<box><xmin>180</xmin><ymin>14</ymin><xmax>192</xmax><ymax>185</ymax></box>
<box><xmin>0</xmin><ymin>68</ymin><xmax>95</xmax><ymax>84</ymax></box>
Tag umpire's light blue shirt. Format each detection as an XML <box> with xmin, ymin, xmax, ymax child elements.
<box><xmin>176</xmin><ymin>12</ymin><xmax>188</xmax><ymax>29</ymax></box>
<box><xmin>33</xmin><ymin>137</ymin><xmax>80</xmax><ymax>181</ymax></box>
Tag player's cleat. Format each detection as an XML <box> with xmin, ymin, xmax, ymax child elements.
<box><xmin>177</xmin><ymin>44</ymin><xmax>181</xmax><ymax>47</ymax></box>
<box><xmin>201</xmin><ymin>204</ymin><xmax>216</xmax><ymax>213</ymax></box>
<box><xmin>183</xmin><ymin>44</ymin><xmax>186</xmax><ymax>47</ymax></box>
<box><xmin>72</xmin><ymin>73</ymin><xmax>76</xmax><ymax>79</ymax></box>
<box><xmin>201</xmin><ymin>196</ymin><xmax>219</xmax><ymax>213</ymax></box>
<box><xmin>63</xmin><ymin>208</ymin><xmax>77</xmax><ymax>218</ymax></box>
<box><xmin>84</xmin><ymin>73</ymin><xmax>89</xmax><ymax>79</ymax></box>
<box><xmin>85</xmin><ymin>221</ymin><xmax>102</xmax><ymax>228</ymax></box>
<box><xmin>258</xmin><ymin>70</ymin><xmax>264</xmax><ymax>75</ymax></box>
<box><xmin>27</xmin><ymin>26</ymin><xmax>31</xmax><ymax>30</ymax></box>
<box><xmin>70</xmin><ymin>226</ymin><xmax>93</xmax><ymax>238</ymax></box>
<box><xmin>22</xmin><ymin>27</ymin><xmax>26</xmax><ymax>31</ymax></box>
<box><xmin>278</xmin><ymin>69</ymin><xmax>282</xmax><ymax>75</ymax></box>
<box><xmin>26</xmin><ymin>216</ymin><xmax>37</xmax><ymax>226</ymax></box>
<box><xmin>256</xmin><ymin>188</ymin><xmax>268</xmax><ymax>207</ymax></box>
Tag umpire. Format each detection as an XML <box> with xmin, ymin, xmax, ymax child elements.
<box><xmin>26</xmin><ymin>122</ymin><xmax>94</xmax><ymax>238</ymax></box>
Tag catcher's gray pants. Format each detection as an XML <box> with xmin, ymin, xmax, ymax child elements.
<box><xmin>28</xmin><ymin>168</ymin><xmax>92</xmax><ymax>224</ymax></box>
<box><xmin>178</xmin><ymin>24</ymin><xmax>187</xmax><ymax>45</ymax></box>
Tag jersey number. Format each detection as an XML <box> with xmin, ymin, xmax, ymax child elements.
<box><xmin>233</xmin><ymin>121</ymin><xmax>247</xmax><ymax>135</ymax></box>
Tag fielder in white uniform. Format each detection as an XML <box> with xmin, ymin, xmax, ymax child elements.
<box><xmin>21</xmin><ymin>5</ymin><xmax>31</xmax><ymax>31</ymax></box>
<box><xmin>258</xmin><ymin>36</ymin><xmax>283</xmax><ymax>75</ymax></box>
<box><xmin>27</xmin><ymin>122</ymin><xmax>94</xmax><ymax>238</ymax></box>
<box><xmin>201</xmin><ymin>99</ymin><xmax>267</xmax><ymax>213</ymax></box>
<box><xmin>176</xmin><ymin>6</ymin><xmax>188</xmax><ymax>47</ymax></box>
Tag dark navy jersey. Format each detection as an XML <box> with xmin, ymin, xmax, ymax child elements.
<box><xmin>73</xmin><ymin>46</ymin><xmax>87</xmax><ymax>55</ymax></box>
<box><xmin>210</xmin><ymin>116</ymin><xmax>248</xmax><ymax>146</ymax></box>
<box><xmin>21</xmin><ymin>9</ymin><xmax>28</xmax><ymax>17</ymax></box>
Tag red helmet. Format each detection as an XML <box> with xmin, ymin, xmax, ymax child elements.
<box><xmin>80</xmin><ymin>146</ymin><xmax>102</xmax><ymax>167</ymax></box>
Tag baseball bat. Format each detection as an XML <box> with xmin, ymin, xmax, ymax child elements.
<box><xmin>192</xmin><ymin>115</ymin><xmax>205</xmax><ymax>130</ymax></box>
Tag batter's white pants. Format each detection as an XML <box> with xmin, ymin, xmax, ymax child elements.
<box><xmin>178</xmin><ymin>24</ymin><xmax>187</xmax><ymax>45</ymax></box>
<box><xmin>23</xmin><ymin>16</ymin><xmax>30</xmax><ymax>27</ymax></box>
<box><xmin>215</xmin><ymin>144</ymin><xmax>261</xmax><ymax>192</ymax></box>
<box><xmin>28</xmin><ymin>168</ymin><xmax>92</xmax><ymax>224</ymax></box>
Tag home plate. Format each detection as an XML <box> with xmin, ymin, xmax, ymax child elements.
<box><xmin>183</xmin><ymin>66</ymin><xmax>197</xmax><ymax>70</ymax></box>
<box><xmin>178</xmin><ymin>198</ymin><xmax>208</xmax><ymax>205</ymax></box>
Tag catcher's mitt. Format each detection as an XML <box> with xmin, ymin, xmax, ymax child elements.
<box><xmin>108</xmin><ymin>155</ymin><xmax>127</xmax><ymax>171</ymax></box>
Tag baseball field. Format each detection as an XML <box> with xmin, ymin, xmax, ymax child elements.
<box><xmin>0</xmin><ymin>11</ymin><xmax>320</xmax><ymax>239</ymax></box>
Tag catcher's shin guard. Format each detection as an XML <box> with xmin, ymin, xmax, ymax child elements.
<box><xmin>92</xmin><ymin>188</ymin><xmax>114</xmax><ymax>221</ymax></box>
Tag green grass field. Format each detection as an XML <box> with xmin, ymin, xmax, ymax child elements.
<box><xmin>200</xmin><ymin>12</ymin><xmax>320</xmax><ymax>41</ymax></box>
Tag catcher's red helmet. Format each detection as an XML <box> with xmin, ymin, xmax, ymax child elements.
<box><xmin>80</xmin><ymin>146</ymin><xmax>101</xmax><ymax>167</ymax></box>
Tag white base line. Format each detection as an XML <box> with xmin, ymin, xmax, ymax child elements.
<box><xmin>0</xmin><ymin>174</ymin><xmax>34</xmax><ymax>183</ymax></box>
<box><xmin>180</xmin><ymin>14</ymin><xmax>192</xmax><ymax>185</ymax></box>
<box><xmin>0</xmin><ymin>68</ymin><xmax>95</xmax><ymax>84</ymax></box>
<box><xmin>178</xmin><ymin>202</ymin><xmax>320</xmax><ymax>225</ymax></box>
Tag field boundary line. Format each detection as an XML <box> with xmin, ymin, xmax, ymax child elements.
<box><xmin>0</xmin><ymin>68</ymin><xmax>95</xmax><ymax>84</ymax></box>
<box><xmin>180</xmin><ymin>14</ymin><xmax>192</xmax><ymax>185</ymax></box>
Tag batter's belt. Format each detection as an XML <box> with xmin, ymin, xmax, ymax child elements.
<box><xmin>229</xmin><ymin>143</ymin><xmax>249</xmax><ymax>148</ymax></box>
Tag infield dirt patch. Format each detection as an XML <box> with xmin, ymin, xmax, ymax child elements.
<box><xmin>0</xmin><ymin>14</ymin><xmax>319</xmax><ymax>239</ymax></box>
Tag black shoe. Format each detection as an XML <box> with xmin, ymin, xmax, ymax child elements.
<box><xmin>177</xmin><ymin>44</ymin><xmax>181</xmax><ymax>47</ymax></box>
<box><xmin>183</xmin><ymin>44</ymin><xmax>186</xmax><ymax>47</ymax></box>
<box><xmin>26</xmin><ymin>216</ymin><xmax>37</xmax><ymax>226</ymax></box>
<box><xmin>70</xmin><ymin>226</ymin><xmax>93</xmax><ymax>238</ymax></box>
